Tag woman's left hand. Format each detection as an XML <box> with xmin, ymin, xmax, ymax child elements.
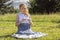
<box><xmin>27</xmin><ymin>19</ymin><xmax>33</xmax><ymax>25</ymax></box>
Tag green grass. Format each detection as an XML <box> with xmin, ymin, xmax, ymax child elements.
<box><xmin>0</xmin><ymin>13</ymin><xmax>60</xmax><ymax>40</ymax></box>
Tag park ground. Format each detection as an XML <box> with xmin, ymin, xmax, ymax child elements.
<box><xmin>0</xmin><ymin>13</ymin><xmax>60</xmax><ymax>40</ymax></box>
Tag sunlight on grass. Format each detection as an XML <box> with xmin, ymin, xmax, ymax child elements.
<box><xmin>0</xmin><ymin>13</ymin><xmax>60</xmax><ymax>40</ymax></box>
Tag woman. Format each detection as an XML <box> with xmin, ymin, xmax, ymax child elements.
<box><xmin>15</xmin><ymin>4</ymin><xmax>34</xmax><ymax>34</ymax></box>
<box><xmin>12</xmin><ymin>4</ymin><xmax>47</xmax><ymax>38</ymax></box>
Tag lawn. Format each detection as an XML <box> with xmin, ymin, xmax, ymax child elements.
<box><xmin>0</xmin><ymin>13</ymin><xmax>60</xmax><ymax>40</ymax></box>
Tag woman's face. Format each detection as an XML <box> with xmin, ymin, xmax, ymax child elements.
<box><xmin>20</xmin><ymin>5</ymin><xmax>28</xmax><ymax>14</ymax></box>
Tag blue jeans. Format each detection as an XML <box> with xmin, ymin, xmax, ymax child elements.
<box><xmin>16</xmin><ymin>23</ymin><xmax>34</xmax><ymax>34</ymax></box>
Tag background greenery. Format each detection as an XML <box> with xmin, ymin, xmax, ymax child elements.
<box><xmin>0</xmin><ymin>0</ymin><xmax>60</xmax><ymax>15</ymax></box>
<box><xmin>30</xmin><ymin>0</ymin><xmax>60</xmax><ymax>14</ymax></box>
<box><xmin>0</xmin><ymin>0</ymin><xmax>60</xmax><ymax>40</ymax></box>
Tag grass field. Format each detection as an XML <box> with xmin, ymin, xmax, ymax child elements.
<box><xmin>0</xmin><ymin>13</ymin><xmax>60</xmax><ymax>40</ymax></box>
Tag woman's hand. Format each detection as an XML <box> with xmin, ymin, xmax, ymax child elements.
<box><xmin>22</xmin><ymin>19</ymin><xmax>26</xmax><ymax>21</ymax></box>
<box><xmin>28</xmin><ymin>19</ymin><xmax>33</xmax><ymax>25</ymax></box>
<box><xmin>20</xmin><ymin>19</ymin><xmax>26</xmax><ymax>23</ymax></box>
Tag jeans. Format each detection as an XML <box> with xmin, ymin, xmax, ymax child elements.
<box><xmin>16</xmin><ymin>23</ymin><xmax>34</xmax><ymax>34</ymax></box>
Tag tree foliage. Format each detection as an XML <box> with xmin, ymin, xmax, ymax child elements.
<box><xmin>0</xmin><ymin>0</ymin><xmax>15</xmax><ymax>15</ymax></box>
<box><xmin>30</xmin><ymin>0</ymin><xmax>60</xmax><ymax>14</ymax></box>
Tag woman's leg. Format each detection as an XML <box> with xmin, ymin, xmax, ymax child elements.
<box><xmin>15</xmin><ymin>25</ymin><xmax>21</xmax><ymax>34</ymax></box>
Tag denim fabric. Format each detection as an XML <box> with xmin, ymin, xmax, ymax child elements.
<box><xmin>16</xmin><ymin>23</ymin><xmax>34</xmax><ymax>34</ymax></box>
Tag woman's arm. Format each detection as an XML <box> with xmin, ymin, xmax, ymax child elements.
<box><xmin>29</xmin><ymin>17</ymin><xmax>33</xmax><ymax>25</ymax></box>
<box><xmin>15</xmin><ymin>15</ymin><xmax>20</xmax><ymax>26</ymax></box>
<box><xmin>15</xmin><ymin>14</ymin><xmax>27</xmax><ymax>26</ymax></box>
<box><xmin>28</xmin><ymin>14</ymin><xmax>33</xmax><ymax>25</ymax></box>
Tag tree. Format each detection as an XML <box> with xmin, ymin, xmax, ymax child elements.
<box><xmin>0</xmin><ymin>0</ymin><xmax>14</xmax><ymax>15</ymax></box>
<box><xmin>30</xmin><ymin>0</ymin><xmax>49</xmax><ymax>14</ymax></box>
<box><xmin>30</xmin><ymin>0</ymin><xmax>60</xmax><ymax>14</ymax></box>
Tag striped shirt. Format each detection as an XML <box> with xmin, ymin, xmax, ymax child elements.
<box><xmin>17</xmin><ymin>12</ymin><xmax>30</xmax><ymax>23</ymax></box>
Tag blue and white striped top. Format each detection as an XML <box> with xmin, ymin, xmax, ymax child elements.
<box><xmin>17</xmin><ymin>12</ymin><xmax>30</xmax><ymax>23</ymax></box>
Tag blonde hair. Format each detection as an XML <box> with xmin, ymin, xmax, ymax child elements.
<box><xmin>19</xmin><ymin>4</ymin><xmax>29</xmax><ymax>15</ymax></box>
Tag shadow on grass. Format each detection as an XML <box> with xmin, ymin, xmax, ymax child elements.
<box><xmin>0</xmin><ymin>35</ymin><xmax>38</xmax><ymax>40</ymax></box>
<box><xmin>0</xmin><ymin>35</ymin><xmax>22</xmax><ymax>40</ymax></box>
